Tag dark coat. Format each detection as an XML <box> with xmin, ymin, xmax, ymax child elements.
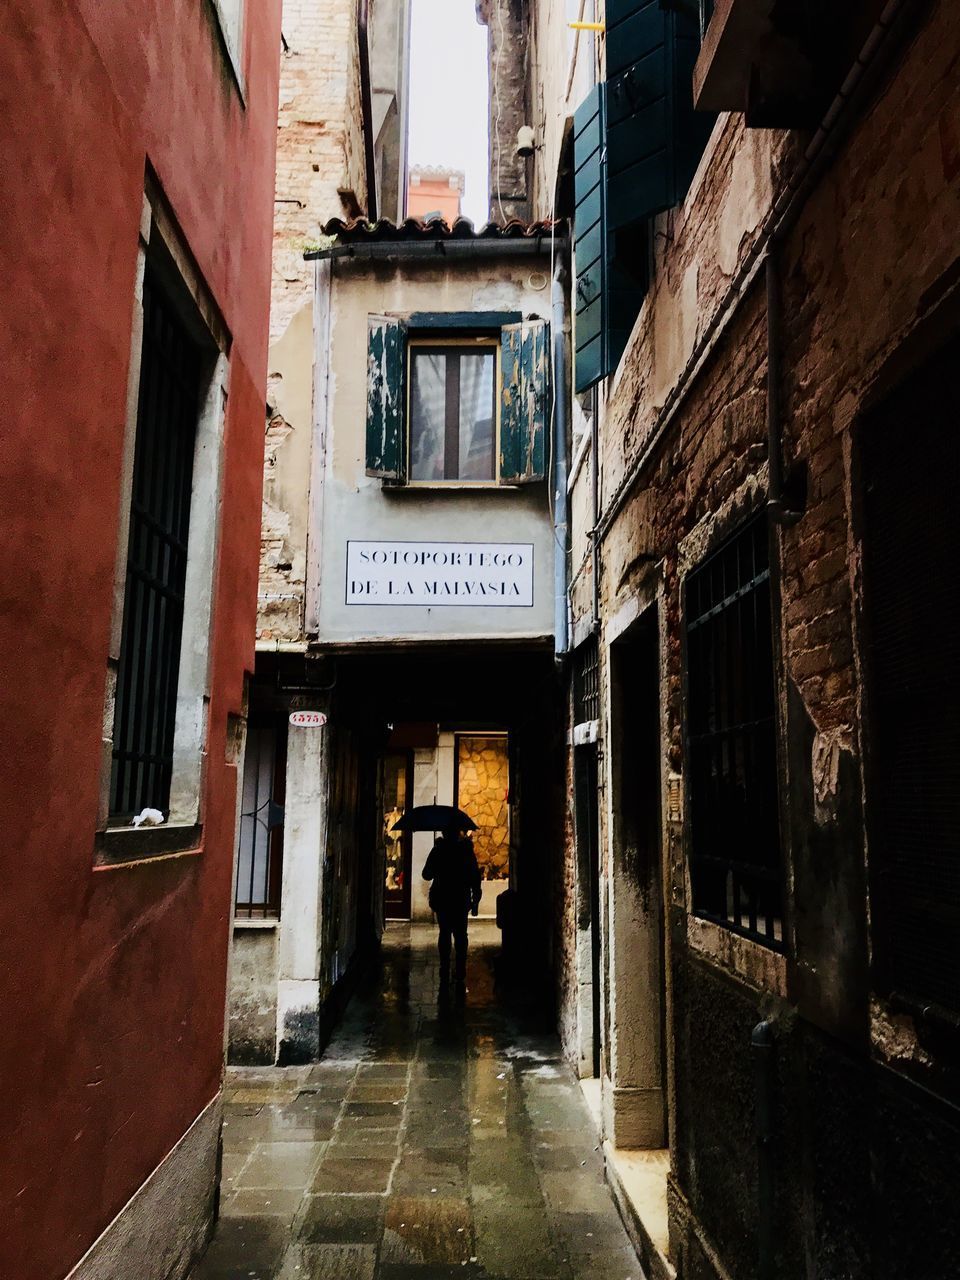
<box><xmin>423</xmin><ymin>836</ymin><xmax>482</xmax><ymax>915</ymax></box>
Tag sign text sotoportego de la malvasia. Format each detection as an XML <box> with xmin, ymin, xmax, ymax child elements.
<box><xmin>345</xmin><ymin>540</ymin><xmax>534</xmax><ymax>607</ymax></box>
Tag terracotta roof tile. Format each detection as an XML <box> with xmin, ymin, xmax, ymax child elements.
<box><xmin>320</xmin><ymin>215</ymin><xmax>565</xmax><ymax>244</ymax></box>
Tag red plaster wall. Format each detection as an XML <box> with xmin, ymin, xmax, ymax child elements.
<box><xmin>0</xmin><ymin>2</ymin><xmax>281</xmax><ymax>1276</ymax></box>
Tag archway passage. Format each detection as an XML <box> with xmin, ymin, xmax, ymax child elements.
<box><xmin>193</xmin><ymin>924</ymin><xmax>644</xmax><ymax>1279</ymax></box>
<box><xmin>228</xmin><ymin>643</ymin><xmax>566</xmax><ymax>1068</ymax></box>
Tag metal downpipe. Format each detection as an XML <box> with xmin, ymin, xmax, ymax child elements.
<box><xmin>357</xmin><ymin>0</ymin><xmax>378</xmax><ymax>222</ymax></box>
<box><xmin>752</xmin><ymin>1020</ymin><xmax>777</xmax><ymax>1280</ymax></box>
<box><xmin>552</xmin><ymin>262</ymin><xmax>570</xmax><ymax>657</ymax></box>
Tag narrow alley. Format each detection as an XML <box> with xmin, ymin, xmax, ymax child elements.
<box><xmin>6</xmin><ymin>2</ymin><xmax>960</xmax><ymax>1278</ymax></box>
<box><xmin>196</xmin><ymin>925</ymin><xmax>639</xmax><ymax>1280</ymax></box>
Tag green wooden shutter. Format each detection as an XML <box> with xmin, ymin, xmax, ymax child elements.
<box><xmin>574</xmin><ymin>87</ymin><xmax>639</xmax><ymax>393</ymax></box>
<box><xmin>672</xmin><ymin>3</ymin><xmax>714</xmax><ymax>201</ymax></box>
<box><xmin>365</xmin><ymin>315</ymin><xmax>406</xmax><ymax>481</ymax></box>
<box><xmin>500</xmin><ymin>319</ymin><xmax>550</xmax><ymax>483</ymax></box>
<box><xmin>573</xmin><ymin>86</ymin><xmax>607</xmax><ymax>393</ymax></box>
<box><xmin>605</xmin><ymin>0</ymin><xmax>714</xmax><ymax>230</ymax></box>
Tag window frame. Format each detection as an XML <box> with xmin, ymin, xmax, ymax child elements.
<box><xmin>209</xmin><ymin>0</ymin><xmax>246</xmax><ymax>101</ymax></box>
<box><xmin>858</xmin><ymin>338</ymin><xmax>960</xmax><ymax>1028</ymax></box>
<box><xmin>108</xmin><ymin>261</ymin><xmax>207</xmax><ymax>826</ymax></box>
<box><xmin>96</xmin><ymin>181</ymin><xmax>231</xmax><ymax>867</ymax></box>
<box><xmin>404</xmin><ymin>334</ymin><xmax>503</xmax><ymax>488</ymax></box>
<box><xmin>682</xmin><ymin>512</ymin><xmax>786</xmax><ymax>951</ymax></box>
<box><xmin>234</xmin><ymin>716</ymin><xmax>287</xmax><ymax>921</ymax></box>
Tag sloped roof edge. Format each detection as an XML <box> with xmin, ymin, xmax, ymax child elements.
<box><xmin>320</xmin><ymin>215</ymin><xmax>566</xmax><ymax>244</ymax></box>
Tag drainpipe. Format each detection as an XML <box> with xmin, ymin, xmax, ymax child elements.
<box><xmin>752</xmin><ymin>1020</ymin><xmax>777</xmax><ymax>1280</ymax></box>
<box><xmin>357</xmin><ymin>0</ymin><xmax>378</xmax><ymax>222</ymax></box>
<box><xmin>590</xmin><ymin>386</ymin><xmax>600</xmax><ymax>626</ymax></box>
<box><xmin>552</xmin><ymin>262</ymin><xmax>570</xmax><ymax>657</ymax></box>
<box><xmin>765</xmin><ymin>249</ymin><xmax>787</xmax><ymax>522</ymax></box>
<box><xmin>765</xmin><ymin>247</ymin><xmax>803</xmax><ymax>525</ymax></box>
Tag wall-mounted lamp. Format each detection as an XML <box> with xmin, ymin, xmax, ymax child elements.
<box><xmin>516</xmin><ymin>125</ymin><xmax>538</xmax><ymax>158</ymax></box>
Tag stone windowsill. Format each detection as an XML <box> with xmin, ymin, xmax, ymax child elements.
<box><xmin>384</xmin><ymin>482</ymin><xmax>525</xmax><ymax>494</ymax></box>
<box><xmin>233</xmin><ymin>918</ymin><xmax>280</xmax><ymax>931</ymax></box>
<box><xmin>94</xmin><ymin>823</ymin><xmax>203</xmax><ymax>868</ymax></box>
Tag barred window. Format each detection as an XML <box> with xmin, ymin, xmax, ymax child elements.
<box><xmin>235</xmin><ymin>723</ymin><xmax>286</xmax><ymax>920</ymax></box>
<box><xmin>684</xmin><ymin>515</ymin><xmax>784</xmax><ymax>947</ymax></box>
<box><xmin>861</xmin><ymin>339</ymin><xmax>960</xmax><ymax>1021</ymax></box>
<box><xmin>109</xmin><ymin>266</ymin><xmax>202</xmax><ymax>821</ymax></box>
<box><xmin>574</xmin><ymin>634</ymin><xmax>600</xmax><ymax>725</ymax></box>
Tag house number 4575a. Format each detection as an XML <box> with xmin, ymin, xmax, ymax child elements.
<box><xmin>289</xmin><ymin>711</ymin><xmax>328</xmax><ymax>728</ymax></box>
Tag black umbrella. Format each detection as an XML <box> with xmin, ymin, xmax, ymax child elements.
<box><xmin>391</xmin><ymin>805</ymin><xmax>477</xmax><ymax>833</ymax></box>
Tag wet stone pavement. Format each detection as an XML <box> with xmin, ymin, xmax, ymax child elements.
<box><xmin>192</xmin><ymin>922</ymin><xmax>642</xmax><ymax>1280</ymax></box>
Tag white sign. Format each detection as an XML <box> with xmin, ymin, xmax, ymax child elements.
<box><xmin>289</xmin><ymin>711</ymin><xmax>328</xmax><ymax>728</ymax></box>
<box><xmin>346</xmin><ymin>540</ymin><xmax>534</xmax><ymax>607</ymax></box>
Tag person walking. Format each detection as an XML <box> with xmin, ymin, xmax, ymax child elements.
<box><xmin>423</xmin><ymin>824</ymin><xmax>482</xmax><ymax>986</ymax></box>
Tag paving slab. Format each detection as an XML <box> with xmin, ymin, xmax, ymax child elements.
<box><xmin>190</xmin><ymin>923</ymin><xmax>642</xmax><ymax>1280</ymax></box>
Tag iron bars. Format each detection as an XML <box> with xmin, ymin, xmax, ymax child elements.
<box><xmin>684</xmin><ymin>514</ymin><xmax>784</xmax><ymax>948</ymax></box>
<box><xmin>109</xmin><ymin>266</ymin><xmax>201</xmax><ymax>822</ymax></box>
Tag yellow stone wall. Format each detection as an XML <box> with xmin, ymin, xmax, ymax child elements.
<box><xmin>457</xmin><ymin>736</ymin><xmax>510</xmax><ymax>881</ymax></box>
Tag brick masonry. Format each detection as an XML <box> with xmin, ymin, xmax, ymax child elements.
<box><xmin>537</xmin><ymin>2</ymin><xmax>960</xmax><ymax>1276</ymax></box>
<box><xmin>477</xmin><ymin>0</ymin><xmax>530</xmax><ymax>223</ymax></box>
<box><xmin>259</xmin><ymin>0</ymin><xmax>368</xmax><ymax>643</ymax></box>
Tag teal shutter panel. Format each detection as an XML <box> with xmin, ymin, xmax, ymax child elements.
<box><xmin>672</xmin><ymin>3</ymin><xmax>715</xmax><ymax>201</ymax></box>
<box><xmin>605</xmin><ymin>0</ymin><xmax>714</xmax><ymax>230</ymax></box>
<box><xmin>365</xmin><ymin>315</ymin><xmax>406</xmax><ymax>481</ymax></box>
<box><xmin>573</xmin><ymin>86</ymin><xmax>607</xmax><ymax>394</ymax></box>
<box><xmin>500</xmin><ymin>319</ymin><xmax>549</xmax><ymax>483</ymax></box>
<box><xmin>574</xmin><ymin>87</ymin><xmax>639</xmax><ymax>392</ymax></box>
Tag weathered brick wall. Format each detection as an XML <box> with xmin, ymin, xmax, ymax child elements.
<box><xmin>528</xmin><ymin>0</ymin><xmax>600</xmax><ymax>224</ymax></box>
<box><xmin>271</xmin><ymin>0</ymin><xmax>367</xmax><ymax>339</ymax></box>
<box><xmin>476</xmin><ymin>0</ymin><xmax>530</xmax><ymax>222</ymax></box>
<box><xmin>259</xmin><ymin>0</ymin><xmax>368</xmax><ymax>642</ymax></box>
<box><xmin>589</xmin><ymin>3</ymin><xmax>960</xmax><ymax>1275</ymax></box>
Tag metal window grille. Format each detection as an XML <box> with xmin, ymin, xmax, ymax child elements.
<box><xmin>574</xmin><ymin>635</ymin><xmax>600</xmax><ymax>725</ymax></box>
<box><xmin>685</xmin><ymin>515</ymin><xmax>784</xmax><ymax>947</ymax></box>
<box><xmin>110</xmin><ymin>267</ymin><xmax>202</xmax><ymax>820</ymax></box>
<box><xmin>861</xmin><ymin>341</ymin><xmax>960</xmax><ymax>1020</ymax></box>
<box><xmin>235</xmin><ymin>724</ymin><xmax>286</xmax><ymax>919</ymax></box>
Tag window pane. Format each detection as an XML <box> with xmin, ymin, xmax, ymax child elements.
<box><xmin>110</xmin><ymin>265</ymin><xmax>201</xmax><ymax>820</ymax></box>
<box><xmin>410</xmin><ymin>351</ymin><xmax>446</xmax><ymax>480</ymax></box>
<box><xmin>684</xmin><ymin>515</ymin><xmax>783</xmax><ymax>948</ymax></box>
<box><xmin>458</xmin><ymin>352</ymin><xmax>496</xmax><ymax>480</ymax></box>
<box><xmin>409</xmin><ymin>346</ymin><xmax>496</xmax><ymax>482</ymax></box>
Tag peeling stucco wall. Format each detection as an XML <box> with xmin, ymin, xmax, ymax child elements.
<box><xmin>228</xmin><ymin>928</ymin><xmax>280</xmax><ymax>1064</ymax></box>
<box><xmin>315</xmin><ymin>255</ymin><xmax>558</xmax><ymax>645</ymax></box>
<box><xmin>272</xmin><ymin>0</ymin><xmax>367</xmax><ymax>341</ymax></box>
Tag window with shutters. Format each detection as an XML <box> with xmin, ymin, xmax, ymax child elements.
<box><xmin>572</xmin><ymin>0</ymin><xmax>715</xmax><ymax>392</ymax></box>
<box><xmin>684</xmin><ymin>514</ymin><xmax>785</xmax><ymax>948</ymax></box>
<box><xmin>408</xmin><ymin>339</ymin><xmax>498</xmax><ymax>482</ymax></box>
<box><xmin>860</xmin><ymin>339</ymin><xmax>960</xmax><ymax>1024</ymax></box>
<box><xmin>366</xmin><ymin>313</ymin><xmax>549</xmax><ymax>486</ymax></box>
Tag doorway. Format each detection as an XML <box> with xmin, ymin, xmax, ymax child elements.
<box><xmin>455</xmin><ymin>732</ymin><xmax>510</xmax><ymax>917</ymax></box>
<box><xmin>575</xmin><ymin>743</ymin><xmax>602</xmax><ymax>1077</ymax></box>
<box><xmin>607</xmin><ymin>609</ymin><xmax>668</xmax><ymax>1147</ymax></box>
<box><xmin>382</xmin><ymin>751</ymin><xmax>413</xmax><ymax>920</ymax></box>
